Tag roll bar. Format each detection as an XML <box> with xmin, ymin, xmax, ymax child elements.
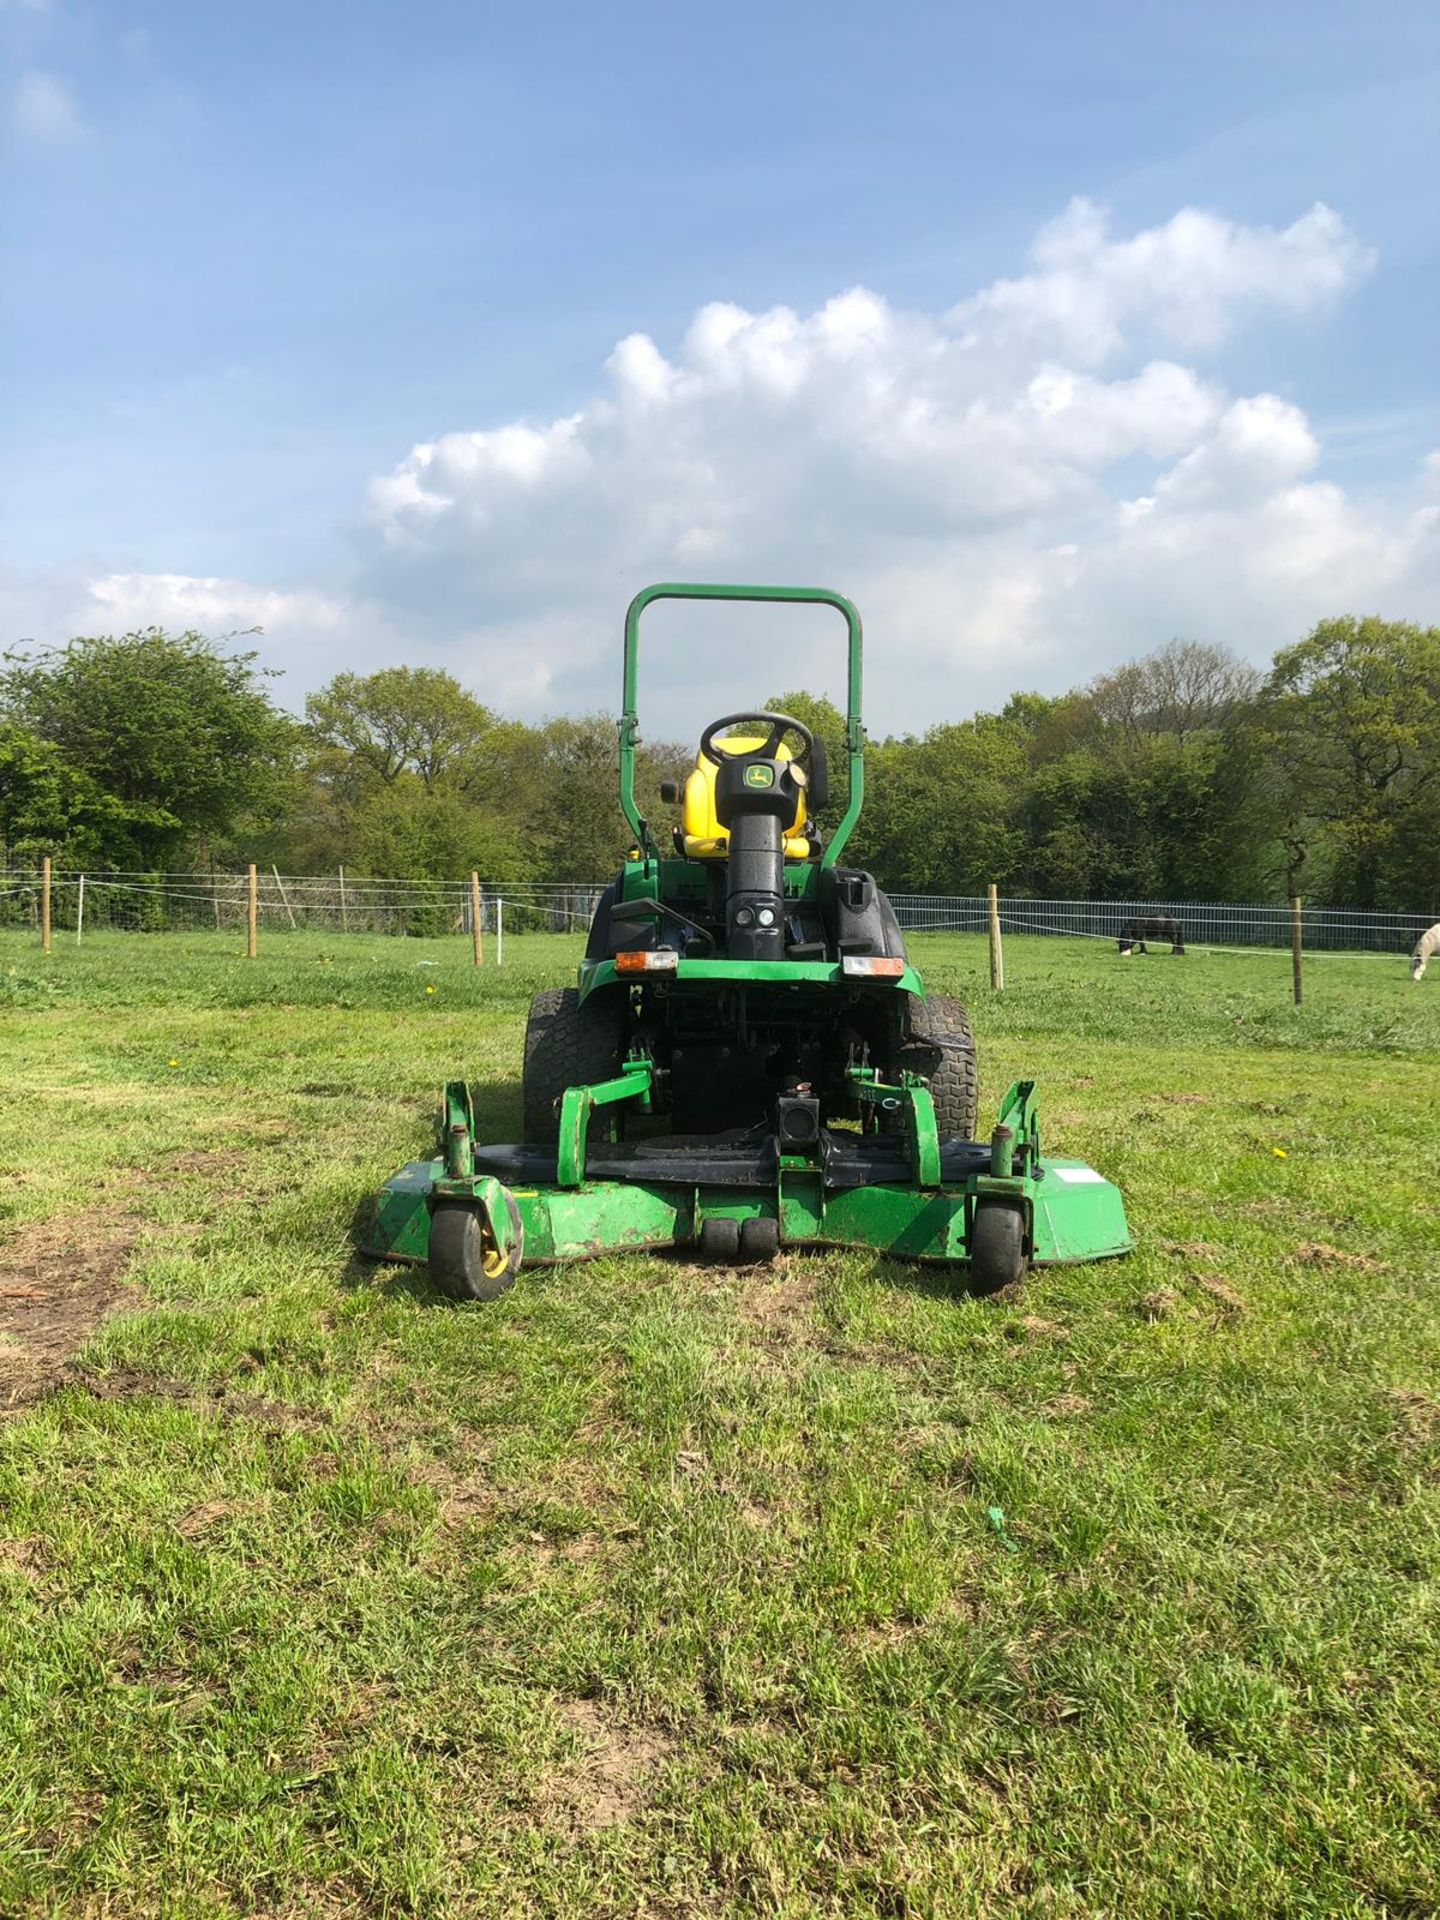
<box><xmin>618</xmin><ymin>582</ymin><xmax>864</xmax><ymax>869</ymax></box>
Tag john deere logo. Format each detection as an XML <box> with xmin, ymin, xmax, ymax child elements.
<box><xmin>744</xmin><ymin>764</ymin><xmax>774</xmax><ymax>788</ymax></box>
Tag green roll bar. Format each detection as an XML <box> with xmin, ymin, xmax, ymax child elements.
<box><xmin>618</xmin><ymin>582</ymin><xmax>865</xmax><ymax>869</ymax></box>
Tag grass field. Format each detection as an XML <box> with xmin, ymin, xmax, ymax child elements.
<box><xmin>2</xmin><ymin>927</ymin><xmax>1439</xmax><ymax>1918</ymax></box>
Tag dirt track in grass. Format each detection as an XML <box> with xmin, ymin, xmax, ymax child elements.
<box><xmin>0</xmin><ymin>1210</ymin><xmax>142</xmax><ymax>1409</ymax></box>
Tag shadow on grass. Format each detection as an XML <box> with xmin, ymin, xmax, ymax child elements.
<box><xmin>866</xmin><ymin>1255</ymin><xmax>1012</xmax><ymax>1307</ymax></box>
<box><xmin>341</xmin><ymin>1250</ymin><xmax>446</xmax><ymax>1306</ymax></box>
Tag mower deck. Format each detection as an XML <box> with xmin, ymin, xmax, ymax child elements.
<box><xmin>362</xmin><ymin>1074</ymin><xmax>1131</xmax><ymax>1296</ymax></box>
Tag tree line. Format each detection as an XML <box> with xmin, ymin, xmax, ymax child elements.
<box><xmin>1</xmin><ymin>615</ymin><xmax>1437</xmax><ymax>910</ymax></box>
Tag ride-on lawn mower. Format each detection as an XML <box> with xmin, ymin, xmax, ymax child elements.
<box><xmin>364</xmin><ymin>584</ymin><xmax>1130</xmax><ymax>1299</ymax></box>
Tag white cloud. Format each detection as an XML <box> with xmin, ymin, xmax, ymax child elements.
<box><xmin>83</xmin><ymin>572</ymin><xmax>347</xmax><ymax>639</ymax></box>
<box><xmin>353</xmin><ymin>196</ymin><xmax>1436</xmax><ymax>733</ymax></box>
<box><xmin>74</xmin><ymin>574</ymin><xmax>373</xmax><ymax>694</ymax></box>
<box><xmin>953</xmin><ymin>198</ymin><xmax>1373</xmax><ymax>364</ymax></box>
<box><xmin>12</xmin><ymin>198</ymin><xmax>1437</xmax><ymax>736</ymax></box>
<box><xmin>12</xmin><ymin>70</ymin><xmax>84</xmax><ymax>142</ymax></box>
<box><xmin>67</xmin><ymin>572</ymin><xmax>583</xmax><ymax>718</ymax></box>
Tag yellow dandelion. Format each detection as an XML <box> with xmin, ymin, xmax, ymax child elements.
<box><xmin>1272</xmin><ymin>1147</ymin><xmax>1287</xmax><ymax>1158</ymax></box>
<box><xmin>425</xmin><ymin>985</ymin><xmax>436</xmax><ymax>994</ymax></box>
<box><xmin>167</xmin><ymin>1059</ymin><xmax>179</xmax><ymax>1069</ymax></box>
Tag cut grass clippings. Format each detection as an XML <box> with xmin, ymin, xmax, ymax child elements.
<box><xmin>0</xmin><ymin>928</ymin><xmax>1438</xmax><ymax>1917</ymax></box>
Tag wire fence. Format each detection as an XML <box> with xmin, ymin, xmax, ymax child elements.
<box><xmin>0</xmin><ymin>870</ymin><xmax>605</xmax><ymax>940</ymax></box>
<box><xmin>886</xmin><ymin>895</ymin><xmax>1436</xmax><ymax>955</ymax></box>
<box><xmin>1</xmin><ymin>867</ymin><xmax>1435</xmax><ymax>957</ymax></box>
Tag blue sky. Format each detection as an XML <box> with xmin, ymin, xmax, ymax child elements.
<box><xmin>3</xmin><ymin>0</ymin><xmax>1438</xmax><ymax>737</ymax></box>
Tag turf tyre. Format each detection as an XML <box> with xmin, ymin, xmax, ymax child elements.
<box><xmin>901</xmin><ymin>993</ymin><xmax>979</xmax><ymax>1140</ymax></box>
<box><xmin>522</xmin><ymin>987</ymin><xmax>625</xmax><ymax>1144</ymax></box>
<box><xmin>968</xmin><ymin>1201</ymin><xmax>1027</xmax><ymax>1296</ymax></box>
<box><xmin>429</xmin><ymin>1198</ymin><xmax>523</xmax><ymax>1303</ymax></box>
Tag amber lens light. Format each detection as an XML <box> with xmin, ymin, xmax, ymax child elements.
<box><xmin>840</xmin><ymin>957</ymin><xmax>904</xmax><ymax>978</ymax></box>
<box><xmin>615</xmin><ymin>950</ymin><xmax>680</xmax><ymax>975</ymax></box>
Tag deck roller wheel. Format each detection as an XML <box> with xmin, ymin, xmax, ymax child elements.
<box><xmin>429</xmin><ymin>1197</ymin><xmax>523</xmax><ymax>1302</ymax></box>
<box><xmin>739</xmin><ymin>1216</ymin><xmax>779</xmax><ymax>1264</ymax></box>
<box><xmin>699</xmin><ymin>1217</ymin><xmax>741</xmax><ymax>1262</ymax></box>
<box><xmin>968</xmin><ymin>1201</ymin><xmax>1027</xmax><ymax>1296</ymax></box>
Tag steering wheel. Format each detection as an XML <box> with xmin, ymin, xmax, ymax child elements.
<box><xmin>699</xmin><ymin>710</ymin><xmax>816</xmax><ymax>768</ymax></box>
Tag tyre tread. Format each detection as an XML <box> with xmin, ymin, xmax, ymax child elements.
<box><xmin>902</xmin><ymin>992</ymin><xmax>979</xmax><ymax>1139</ymax></box>
<box><xmin>521</xmin><ymin>987</ymin><xmax>624</xmax><ymax>1142</ymax></box>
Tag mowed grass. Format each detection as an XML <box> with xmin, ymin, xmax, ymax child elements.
<box><xmin>1</xmin><ymin>927</ymin><xmax>1439</xmax><ymax>1918</ymax></box>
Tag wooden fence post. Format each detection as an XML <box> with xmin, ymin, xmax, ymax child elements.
<box><xmin>247</xmin><ymin>863</ymin><xmax>259</xmax><ymax>959</ymax></box>
<box><xmin>41</xmin><ymin>856</ymin><xmax>52</xmax><ymax>953</ymax></box>
<box><xmin>1291</xmin><ymin>896</ymin><xmax>1303</xmax><ymax>1006</ymax></box>
<box><xmin>338</xmin><ymin>865</ymin><xmax>349</xmax><ymax>934</ymax></box>
<box><xmin>75</xmin><ymin>872</ymin><xmax>86</xmax><ymax>946</ymax></box>
<box><xmin>987</xmin><ymin>883</ymin><xmax>1004</xmax><ymax>991</ymax></box>
<box><xmin>470</xmin><ymin>871</ymin><xmax>484</xmax><ymax>967</ymax></box>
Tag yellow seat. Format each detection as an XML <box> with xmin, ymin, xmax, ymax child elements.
<box><xmin>681</xmin><ymin>735</ymin><xmax>811</xmax><ymax>861</ymax></box>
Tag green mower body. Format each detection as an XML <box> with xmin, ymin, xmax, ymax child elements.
<box><xmin>364</xmin><ymin>584</ymin><xmax>1131</xmax><ymax>1298</ymax></box>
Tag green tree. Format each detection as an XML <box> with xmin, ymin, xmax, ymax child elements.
<box><xmin>860</xmin><ymin>718</ymin><xmax>1026</xmax><ymax>893</ymax></box>
<box><xmin>348</xmin><ymin>778</ymin><xmax>529</xmax><ymax>886</ymax></box>
<box><xmin>1</xmin><ymin>630</ymin><xmax>298</xmax><ymax>867</ymax></box>
<box><xmin>1258</xmin><ymin>616</ymin><xmax>1440</xmax><ymax>908</ymax></box>
<box><xmin>529</xmin><ymin>715</ymin><xmax>688</xmax><ymax>878</ymax></box>
<box><xmin>305</xmin><ymin>666</ymin><xmax>497</xmax><ymax>791</ymax></box>
<box><xmin>1087</xmin><ymin>640</ymin><xmax>1260</xmax><ymax>745</ymax></box>
<box><xmin>0</xmin><ymin>724</ymin><xmax>143</xmax><ymax>863</ymax></box>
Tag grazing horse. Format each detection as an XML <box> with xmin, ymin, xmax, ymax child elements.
<box><xmin>1413</xmin><ymin>923</ymin><xmax>1440</xmax><ymax>981</ymax></box>
<box><xmin>1118</xmin><ymin>915</ymin><xmax>1185</xmax><ymax>956</ymax></box>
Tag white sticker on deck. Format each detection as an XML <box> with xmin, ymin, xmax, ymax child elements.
<box><xmin>1050</xmin><ymin>1166</ymin><xmax>1107</xmax><ymax>1184</ymax></box>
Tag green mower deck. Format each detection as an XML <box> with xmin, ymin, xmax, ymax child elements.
<box><xmin>363</xmin><ymin>1073</ymin><xmax>1132</xmax><ymax>1299</ymax></box>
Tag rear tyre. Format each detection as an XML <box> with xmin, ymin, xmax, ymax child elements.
<box><xmin>897</xmin><ymin>993</ymin><xmax>979</xmax><ymax>1140</ymax></box>
<box><xmin>968</xmin><ymin>1202</ymin><xmax>1027</xmax><ymax>1296</ymax></box>
<box><xmin>522</xmin><ymin>987</ymin><xmax>625</xmax><ymax>1144</ymax></box>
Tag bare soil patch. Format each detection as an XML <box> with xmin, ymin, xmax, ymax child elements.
<box><xmin>1160</xmin><ymin>1239</ymin><xmax>1224</xmax><ymax>1261</ymax></box>
<box><xmin>1190</xmin><ymin>1272</ymin><xmax>1246</xmax><ymax>1314</ymax></box>
<box><xmin>1294</xmin><ymin>1242</ymin><xmax>1391</xmax><ymax>1275</ymax></box>
<box><xmin>67</xmin><ymin>1365</ymin><xmax>330</xmax><ymax>1432</ymax></box>
<box><xmin>736</xmin><ymin>1262</ymin><xmax>820</xmax><ymax>1330</ymax></box>
<box><xmin>1016</xmin><ymin>1314</ymin><xmax>1067</xmax><ymax>1342</ymax></box>
<box><xmin>0</xmin><ymin>1536</ymin><xmax>50</xmax><ymax>1580</ymax></box>
<box><xmin>175</xmin><ymin>1499</ymin><xmax>244</xmax><ymax>1538</ymax></box>
<box><xmin>158</xmin><ymin>1148</ymin><xmax>252</xmax><ymax>1179</ymax></box>
<box><xmin>1389</xmin><ymin>1388</ymin><xmax>1440</xmax><ymax>1452</ymax></box>
<box><xmin>0</xmin><ymin>1212</ymin><xmax>142</xmax><ymax>1411</ymax></box>
<box><xmin>1040</xmin><ymin>1392</ymin><xmax>1093</xmax><ymax>1417</ymax></box>
<box><xmin>541</xmin><ymin>1698</ymin><xmax>675</xmax><ymax>1835</ymax></box>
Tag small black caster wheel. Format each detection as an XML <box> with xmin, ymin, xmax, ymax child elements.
<box><xmin>699</xmin><ymin>1217</ymin><xmax>741</xmax><ymax>1262</ymax></box>
<box><xmin>428</xmin><ymin>1199</ymin><xmax>522</xmax><ymax>1302</ymax></box>
<box><xmin>968</xmin><ymin>1202</ymin><xmax>1028</xmax><ymax>1296</ymax></box>
<box><xmin>738</xmin><ymin>1216</ymin><xmax>780</xmax><ymax>1263</ymax></box>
